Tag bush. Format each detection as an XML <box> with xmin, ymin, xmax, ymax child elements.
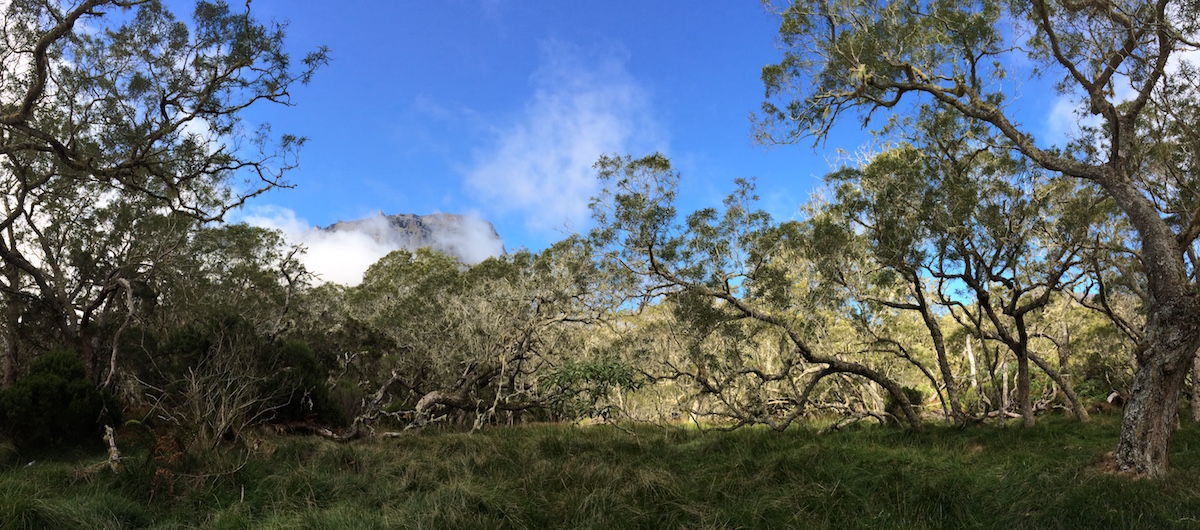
<box><xmin>884</xmin><ymin>385</ymin><xmax>928</xmax><ymax>423</ymax></box>
<box><xmin>541</xmin><ymin>357</ymin><xmax>640</xmax><ymax>421</ymax></box>
<box><xmin>130</xmin><ymin>313</ymin><xmax>342</xmax><ymax>449</ymax></box>
<box><xmin>0</xmin><ymin>349</ymin><xmax>118</xmax><ymax>450</ymax></box>
<box><xmin>270</xmin><ymin>339</ymin><xmax>346</xmax><ymax>426</ymax></box>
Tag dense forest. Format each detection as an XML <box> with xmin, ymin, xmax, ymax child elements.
<box><xmin>2</xmin><ymin>0</ymin><xmax>1199</xmax><ymax>495</ymax></box>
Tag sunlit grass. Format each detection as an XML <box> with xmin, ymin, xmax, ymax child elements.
<box><xmin>3</xmin><ymin>411</ymin><xmax>1200</xmax><ymax>529</ymax></box>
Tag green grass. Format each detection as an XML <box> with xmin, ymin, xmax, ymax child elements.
<box><xmin>4</xmin><ymin>412</ymin><xmax>1200</xmax><ymax>529</ymax></box>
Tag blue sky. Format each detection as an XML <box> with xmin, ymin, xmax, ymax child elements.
<box><xmin>216</xmin><ymin>1</ymin><xmax>1073</xmax><ymax>284</ymax></box>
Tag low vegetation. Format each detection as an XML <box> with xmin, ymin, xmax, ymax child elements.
<box><xmin>3</xmin><ymin>413</ymin><xmax>1200</xmax><ymax>529</ymax></box>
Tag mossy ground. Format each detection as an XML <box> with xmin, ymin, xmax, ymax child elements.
<box><xmin>3</xmin><ymin>412</ymin><xmax>1199</xmax><ymax>529</ymax></box>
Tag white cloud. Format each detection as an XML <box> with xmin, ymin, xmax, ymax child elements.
<box><xmin>1044</xmin><ymin>94</ymin><xmax>1102</xmax><ymax>146</ymax></box>
<box><xmin>424</xmin><ymin>212</ymin><xmax>508</xmax><ymax>264</ymax></box>
<box><xmin>465</xmin><ymin>40</ymin><xmax>663</xmax><ymax>235</ymax></box>
<box><xmin>240</xmin><ymin>206</ymin><xmax>392</xmax><ymax>286</ymax></box>
<box><xmin>1041</xmin><ymin>45</ymin><xmax>1195</xmax><ymax>148</ymax></box>
<box><xmin>239</xmin><ymin>206</ymin><xmax>505</xmax><ymax>286</ymax></box>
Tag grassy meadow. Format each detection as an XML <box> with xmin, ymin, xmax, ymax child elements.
<box><xmin>3</xmin><ymin>412</ymin><xmax>1200</xmax><ymax>529</ymax></box>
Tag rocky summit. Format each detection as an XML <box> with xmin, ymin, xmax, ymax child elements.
<box><xmin>321</xmin><ymin>212</ymin><xmax>506</xmax><ymax>264</ymax></box>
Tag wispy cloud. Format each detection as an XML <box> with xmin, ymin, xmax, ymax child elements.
<box><xmin>1041</xmin><ymin>53</ymin><xmax>1194</xmax><ymax>148</ymax></box>
<box><xmin>1044</xmin><ymin>94</ymin><xmax>1102</xmax><ymax>146</ymax></box>
<box><xmin>465</xmin><ymin>40</ymin><xmax>663</xmax><ymax>235</ymax></box>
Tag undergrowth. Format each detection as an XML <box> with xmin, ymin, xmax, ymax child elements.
<box><xmin>3</xmin><ymin>412</ymin><xmax>1200</xmax><ymax>529</ymax></box>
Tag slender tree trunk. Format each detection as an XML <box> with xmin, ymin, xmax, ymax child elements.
<box><xmin>966</xmin><ymin>339</ymin><xmax>978</xmax><ymax>389</ymax></box>
<box><xmin>1058</xmin><ymin>304</ymin><xmax>1074</xmax><ymax>409</ymax></box>
<box><xmin>1000</xmin><ymin>351</ymin><xmax>1010</xmax><ymax>419</ymax></box>
<box><xmin>1192</xmin><ymin>350</ymin><xmax>1200</xmax><ymax>423</ymax></box>
<box><xmin>1016</xmin><ymin>350</ymin><xmax>1034</xmax><ymax>427</ymax></box>
<box><xmin>914</xmin><ymin>281</ymin><xmax>963</xmax><ymax>423</ymax></box>
<box><xmin>866</xmin><ymin>381</ymin><xmax>886</xmax><ymax>415</ymax></box>
<box><xmin>1030</xmin><ymin>352</ymin><xmax>1089</xmax><ymax>421</ymax></box>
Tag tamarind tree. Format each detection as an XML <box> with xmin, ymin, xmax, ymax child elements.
<box><xmin>0</xmin><ymin>0</ymin><xmax>325</xmax><ymax>387</ymax></box>
<box><xmin>589</xmin><ymin>153</ymin><xmax>924</xmax><ymax>430</ymax></box>
<box><xmin>759</xmin><ymin>0</ymin><xmax>1200</xmax><ymax>477</ymax></box>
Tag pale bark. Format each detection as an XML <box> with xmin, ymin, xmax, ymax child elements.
<box><xmin>104</xmin><ymin>425</ymin><xmax>121</xmax><ymax>473</ymax></box>
<box><xmin>966</xmin><ymin>339</ymin><xmax>978</xmax><ymax>389</ymax></box>
<box><xmin>1000</xmin><ymin>352</ymin><xmax>1010</xmax><ymax>416</ymax></box>
<box><xmin>914</xmin><ymin>280</ymin><xmax>963</xmax><ymax>423</ymax></box>
<box><xmin>1193</xmin><ymin>351</ymin><xmax>1200</xmax><ymax>423</ymax></box>
<box><xmin>102</xmin><ymin>278</ymin><xmax>134</xmax><ymax>389</ymax></box>
<box><xmin>1029</xmin><ymin>352</ymin><xmax>1089</xmax><ymax>422</ymax></box>
<box><xmin>1058</xmin><ymin>303</ymin><xmax>1073</xmax><ymax>408</ymax></box>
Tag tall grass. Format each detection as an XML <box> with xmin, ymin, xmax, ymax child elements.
<box><xmin>3</xmin><ymin>412</ymin><xmax>1200</xmax><ymax>529</ymax></box>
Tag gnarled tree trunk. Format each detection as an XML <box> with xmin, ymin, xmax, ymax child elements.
<box><xmin>1029</xmin><ymin>352</ymin><xmax>1089</xmax><ymax>422</ymax></box>
<box><xmin>1114</xmin><ymin>299</ymin><xmax>1200</xmax><ymax>476</ymax></box>
<box><xmin>1107</xmin><ymin>175</ymin><xmax>1200</xmax><ymax>477</ymax></box>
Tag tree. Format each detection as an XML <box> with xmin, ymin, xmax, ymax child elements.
<box><xmin>0</xmin><ymin>0</ymin><xmax>326</xmax><ymax>386</ymax></box>
<box><xmin>103</xmin><ymin>221</ymin><xmax>326</xmax><ymax>449</ymax></box>
<box><xmin>760</xmin><ymin>0</ymin><xmax>1200</xmax><ymax>476</ymax></box>
<box><xmin>133</xmin><ymin>313</ymin><xmax>321</xmax><ymax>451</ymax></box>
<box><xmin>814</xmin><ymin>145</ymin><xmax>968</xmax><ymax>424</ymax></box>
<box><xmin>819</xmin><ymin>139</ymin><xmax>1094</xmax><ymax>426</ymax></box>
<box><xmin>920</xmin><ymin>154</ymin><xmax>1093</xmax><ymax>427</ymax></box>
<box><xmin>337</xmin><ymin>241</ymin><xmax>621</xmax><ymax>434</ymax></box>
<box><xmin>590</xmin><ymin>153</ymin><xmax>924</xmax><ymax>430</ymax></box>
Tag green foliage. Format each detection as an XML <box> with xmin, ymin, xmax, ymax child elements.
<box><xmin>542</xmin><ymin>357</ymin><xmax>641</xmax><ymax>420</ymax></box>
<box><xmin>759</xmin><ymin>0</ymin><xmax>1200</xmax><ymax>473</ymax></box>
<box><xmin>271</xmin><ymin>340</ymin><xmax>346</xmax><ymax>426</ymax></box>
<box><xmin>0</xmin><ymin>350</ymin><xmax>118</xmax><ymax>451</ymax></box>
<box><xmin>330</xmin><ymin>241</ymin><xmax>620</xmax><ymax>430</ymax></box>
<box><xmin>589</xmin><ymin>152</ymin><xmax>931</xmax><ymax>430</ymax></box>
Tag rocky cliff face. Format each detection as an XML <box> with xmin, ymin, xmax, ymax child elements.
<box><xmin>321</xmin><ymin>212</ymin><xmax>506</xmax><ymax>264</ymax></box>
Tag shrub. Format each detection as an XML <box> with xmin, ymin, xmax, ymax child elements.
<box><xmin>270</xmin><ymin>339</ymin><xmax>346</xmax><ymax>426</ymax></box>
<box><xmin>541</xmin><ymin>357</ymin><xmax>640</xmax><ymax>421</ymax></box>
<box><xmin>884</xmin><ymin>385</ymin><xmax>928</xmax><ymax>424</ymax></box>
<box><xmin>131</xmin><ymin>313</ymin><xmax>342</xmax><ymax>449</ymax></box>
<box><xmin>0</xmin><ymin>349</ymin><xmax>118</xmax><ymax>450</ymax></box>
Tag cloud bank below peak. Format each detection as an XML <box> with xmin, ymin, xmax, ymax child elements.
<box><xmin>465</xmin><ymin>41</ymin><xmax>665</xmax><ymax>236</ymax></box>
<box><xmin>240</xmin><ymin>206</ymin><xmax>504</xmax><ymax>286</ymax></box>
